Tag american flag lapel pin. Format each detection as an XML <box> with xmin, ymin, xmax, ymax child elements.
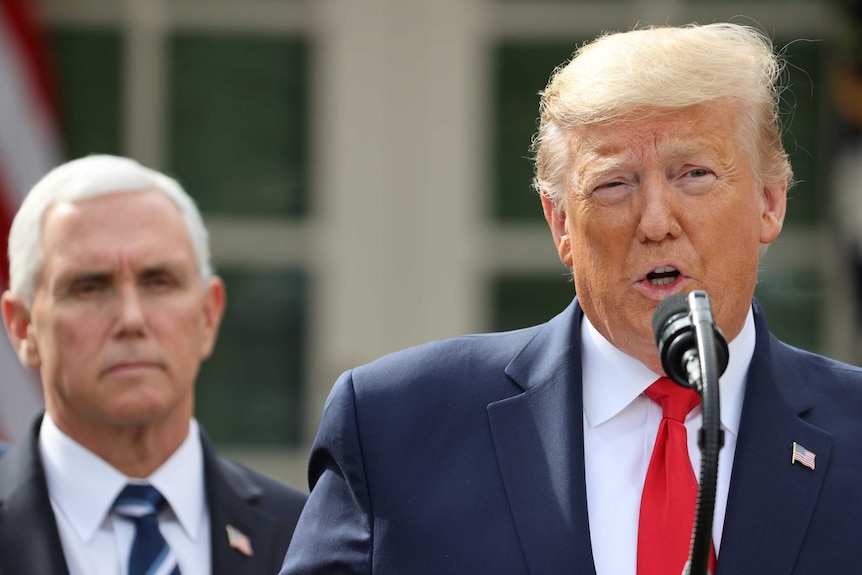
<box><xmin>226</xmin><ymin>524</ymin><xmax>254</xmax><ymax>557</ymax></box>
<box><xmin>791</xmin><ymin>442</ymin><xmax>816</xmax><ymax>470</ymax></box>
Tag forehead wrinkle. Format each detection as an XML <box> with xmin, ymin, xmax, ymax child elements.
<box><xmin>570</xmin><ymin>106</ymin><xmax>740</xmax><ymax>193</ymax></box>
<box><xmin>654</xmin><ymin>136</ymin><xmax>727</xmax><ymax>164</ymax></box>
<box><xmin>44</xmin><ymin>222</ymin><xmax>194</xmax><ymax>287</ymax></box>
<box><xmin>582</xmin><ymin>132</ymin><xmax>729</xmax><ymax>176</ymax></box>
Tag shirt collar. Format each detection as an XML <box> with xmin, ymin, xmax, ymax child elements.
<box><xmin>581</xmin><ymin>305</ymin><xmax>755</xmax><ymax>436</ymax></box>
<box><xmin>147</xmin><ymin>419</ymin><xmax>206</xmax><ymax>539</ymax></box>
<box><xmin>39</xmin><ymin>414</ymin><xmax>206</xmax><ymax>543</ymax></box>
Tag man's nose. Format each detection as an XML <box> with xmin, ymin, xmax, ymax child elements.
<box><xmin>114</xmin><ymin>283</ymin><xmax>146</xmax><ymax>335</ymax></box>
<box><xmin>636</xmin><ymin>176</ymin><xmax>682</xmax><ymax>242</ymax></box>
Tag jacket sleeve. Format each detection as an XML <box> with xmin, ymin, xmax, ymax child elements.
<box><xmin>280</xmin><ymin>370</ymin><xmax>373</xmax><ymax>574</ymax></box>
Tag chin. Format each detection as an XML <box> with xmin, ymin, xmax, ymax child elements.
<box><xmin>107</xmin><ymin>392</ymin><xmax>177</xmax><ymax>422</ymax></box>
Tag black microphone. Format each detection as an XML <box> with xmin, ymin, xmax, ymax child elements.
<box><xmin>652</xmin><ymin>291</ymin><xmax>729</xmax><ymax>390</ymax></box>
<box><xmin>652</xmin><ymin>290</ymin><xmax>728</xmax><ymax>575</ymax></box>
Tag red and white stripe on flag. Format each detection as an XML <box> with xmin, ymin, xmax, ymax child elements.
<box><xmin>792</xmin><ymin>442</ymin><xmax>816</xmax><ymax>470</ymax></box>
<box><xmin>0</xmin><ymin>0</ymin><xmax>62</xmax><ymax>442</ymax></box>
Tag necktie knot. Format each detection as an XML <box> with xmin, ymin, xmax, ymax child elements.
<box><xmin>645</xmin><ymin>376</ymin><xmax>701</xmax><ymax>423</ymax></box>
<box><xmin>113</xmin><ymin>484</ymin><xmax>166</xmax><ymax>520</ymax></box>
<box><xmin>113</xmin><ymin>484</ymin><xmax>181</xmax><ymax>575</ymax></box>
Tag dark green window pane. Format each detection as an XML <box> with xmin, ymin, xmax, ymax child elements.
<box><xmin>754</xmin><ymin>270</ymin><xmax>822</xmax><ymax>352</ymax></box>
<box><xmin>167</xmin><ymin>34</ymin><xmax>308</xmax><ymax>217</ymax></box>
<box><xmin>49</xmin><ymin>28</ymin><xmax>122</xmax><ymax>158</ymax></box>
<box><xmin>491</xmin><ymin>273</ymin><xmax>574</xmax><ymax>331</ymax></box>
<box><xmin>492</xmin><ymin>41</ymin><xmax>581</xmax><ymax>222</ymax></box>
<box><xmin>196</xmin><ymin>268</ymin><xmax>306</xmax><ymax>447</ymax></box>
<box><xmin>686</xmin><ymin>0</ymin><xmax>814</xmax><ymax>3</ymax></box>
<box><xmin>777</xmin><ymin>37</ymin><xmax>830</xmax><ymax>228</ymax></box>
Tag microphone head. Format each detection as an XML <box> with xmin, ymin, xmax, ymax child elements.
<box><xmin>652</xmin><ymin>291</ymin><xmax>730</xmax><ymax>388</ymax></box>
<box><xmin>652</xmin><ymin>293</ymin><xmax>695</xmax><ymax>386</ymax></box>
<box><xmin>652</xmin><ymin>293</ymin><xmax>689</xmax><ymax>345</ymax></box>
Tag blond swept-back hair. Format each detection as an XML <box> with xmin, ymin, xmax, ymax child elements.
<box><xmin>532</xmin><ymin>23</ymin><xmax>794</xmax><ymax>205</ymax></box>
<box><xmin>8</xmin><ymin>154</ymin><xmax>214</xmax><ymax>307</ymax></box>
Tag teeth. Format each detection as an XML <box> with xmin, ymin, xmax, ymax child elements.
<box><xmin>650</xmin><ymin>276</ymin><xmax>675</xmax><ymax>286</ymax></box>
<box><xmin>647</xmin><ymin>266</ymin><xmax>679</xmax><ymax>286</ymax></box>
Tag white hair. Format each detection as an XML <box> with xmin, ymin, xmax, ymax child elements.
<box><xmin>8</xmin><ymin>154</ymin><xmax>213</xmax><ymax>307</ymax></box>
<box><xmin>533</xmin><ymin>22</ymin><xmax>794</xmax><ymax>205</ymax></box>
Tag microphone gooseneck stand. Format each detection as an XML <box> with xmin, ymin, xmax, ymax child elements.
<box><xmin>684</xmin><ymin>305</ymin><xmax>724</xmax><ymax>575</ymax></box>
<box><xmin>653</xmin><ymin>291</ymin><xmax>727</xmax><ymax>575</ymax></box>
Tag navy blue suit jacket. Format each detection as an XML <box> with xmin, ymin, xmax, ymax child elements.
<box><xmin>0</xmin><ymin>415</ymin><xmax>307</xmax><ymax>575</ymax></box>
<box><xmin>283</xmin><ymin>298</ymin><xmax>862</xmax><ymax>574</ymax></box>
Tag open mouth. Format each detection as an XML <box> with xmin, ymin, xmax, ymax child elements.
<box><xmin>646</xmin><ymin>266</ymin><xmax>680</xmax><ymax>286</ymax></box>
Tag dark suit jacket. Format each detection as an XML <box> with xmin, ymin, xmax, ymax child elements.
<box><xmin>0</xmin><ymin>416</ymin><xmax>307</xmax><ymax>575</ymax></box>
<box><xmin>283</xmin><ymin>298</ymin><xmax>862</xmax><ymax>574</ymax></box>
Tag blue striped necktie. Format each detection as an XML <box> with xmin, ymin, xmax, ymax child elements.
<box><xmin>113</xmin><ymin>484</ymin><xmax>182</xmax><ymax>575</ymax></box>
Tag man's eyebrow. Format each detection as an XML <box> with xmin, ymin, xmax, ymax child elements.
<box><xmin>140</xmin><ymin>260</ymin><xmax>188</xmax><ymax>273</ymax></box>
<box><xmin>575</xmin><ymin>153</ymin><xmax>633</xmax><ymax>185</ymax></box>
<box><xmin>587</xmin><ymin>157</ymin><xmax>630</xmax><ymax>176</ymax></box>
<box><xmin>52</xmin><ymin>270</ymin><xmax>112</xmax><ymax>293</ymax></box>
<box><xmin>137</xmin><ymin>262</ymin><xmax>193</xmax><ymax>283</ymax></box>
<box><xmin>140</xmin><ymin>264</ymin><xmax>173</xmax><ymax>274</ymax></box>
<box><xmin>59</xmin><ymin>270</ymin><xmax>113</xmax><ymax>284</ymax></box>
<box><xmin>657</xmin><ymin>138</ymin><xmax>724</xmax><ymax>160</ymax></box>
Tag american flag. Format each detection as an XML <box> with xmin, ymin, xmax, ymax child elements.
<box><xmin>0</xmin><ymin>0</ymin><xmax>61</xmax><ymax>441</ymax></box>
<box><xmin>226</xmin><ymin>524</ymin><xmax>254</xmax><ymax>557</ymax></box>
<box><xmin>792</xmin><ymin>442</ymin><xmax>816</xmax><ymax>470</ymax></box>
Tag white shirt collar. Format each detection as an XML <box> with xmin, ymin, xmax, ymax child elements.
<box><xmin>147</xmin><ymin>419</ymin><xmax>207</xmax><ymax>540</ymax></box>
<box><xmin>581</xmin><ymin>305</ymin><xmax>755</xmax><ymax>435</ymax></box>
<box><xmin>39</xmin><ymin>414</ymin><xmax>207</xmax><ymax>543</ymax></box>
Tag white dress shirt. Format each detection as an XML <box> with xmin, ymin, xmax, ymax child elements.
<box><xmin>39</xmin><ymin>415</ymin><xmax>211</xmax><ymax>575</ymax></box>
<box><xmin>582</xmin><ymin>308</ymin><xmax>755</xmax><ymax>575</ymax></box>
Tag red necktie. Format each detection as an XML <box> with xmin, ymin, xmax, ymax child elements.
<box><xmin>637</xmin><ymin>377</ymin><xmax>717</xmax><ymax>575</ymax></box>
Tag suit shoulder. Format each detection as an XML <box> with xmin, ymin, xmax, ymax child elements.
<box><xmin>774</xmin><ymin>337</ymin><xmax>862</xmax><ymax>381</ymax></box>
<box><xmin>770</xmin><ymin>337</ymin><xmax>862</xmax><ymax>416</ymax></box>
<box><xmin>201</xmin><ymin>433</ymin><xmax>307</xmax><ymax>536</ymax></box>
<box><xmin>210</xmin><ymin>452</ymin><xmax>307</xmax><ymax>511</ymax></box>
<box><xmin>354</xmin><ymin>325</ymin><xmax>544</xmax><ymax>382</ymax></box>
<box><xmin>320</xmin><ymin>325</ymin><xmax>550</xmax><ymax>423</ymax></box>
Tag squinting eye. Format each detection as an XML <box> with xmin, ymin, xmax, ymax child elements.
<box><xmin>599</xmin><ymin>181</ymin><xmax>624</xmax><ymax>189</ymax></box>
<box><xmin>687</xmin><ymin>168</ymin><xmax>710</xmax><ymax>178</ymax></box>
<box><xmin>147</xmin><ymin>274</ymin><xmax>176</xmax><ymax>288</ymax></box>
<box><xmin>76</xmin><ymin>282</ymin><xmax>99</xmax><ymax>294</ymax></box>
<box><xmin>71</xmin><ymin>279</ymin><xmax>107</xmax><ymax>296</ymax></box>
<box><xmin>590</xmin><ymin>181</ymin><xmax>630</xmax><ymax>205</ymax></box>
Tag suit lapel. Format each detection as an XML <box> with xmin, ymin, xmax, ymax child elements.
<box><xmin>717</xmin><ymin>306</ymin><xmax>831</xmax><ymax>574</ymax></box>
<box><xmin>485</xmin><ymin>299</ymin><xmax>834</xmax><ymax>574</ymax></box>
<box><xmin>487</xmin><ymin>300</ymin><xmax>597</xmax><ymax>575</ymax></box>
<box><xmin>0</xmin><ymin>416</ymin><xmax>71</xmax><ymax>575</ymax></box>
<box><xmin>202</xmin><ymin>434</ymin><xmax>280</xmax><ymax>575</ymax></box>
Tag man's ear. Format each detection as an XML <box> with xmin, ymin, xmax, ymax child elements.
<box><xmin>759</xmin><ymin>179</ymin><xmax>787</xmax><ymax>245</ymax></box>
<box><xmin>541</xmin><ymin>194</ymin><xmax>573</xmax><ymax>267</ymax></box>
<box><xmin>1</xmin><ymin>292</ymin><xmax>40</xmax><ymax>369</ymax></box>
<box><xmin>199</xmin><ymin>276</ymin><xmax>226</xmax><ymax>360</ymax></box>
